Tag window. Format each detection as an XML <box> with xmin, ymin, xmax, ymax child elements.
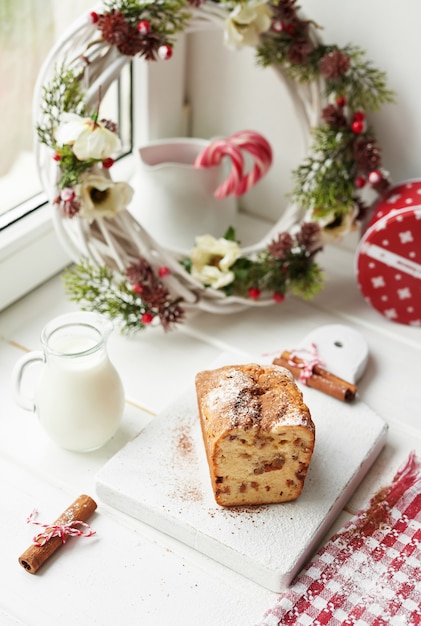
<box><xmin>0</xmin><ymin>0</ymin><xmax>133</xmax><ymax>311</ymax></box>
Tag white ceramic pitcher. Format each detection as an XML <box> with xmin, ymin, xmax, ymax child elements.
<box><xmin>131</xmin><ymin>138</ymin><xmax>238</xmax><ymax>251</ymax></box>
<box><xmin>11</xmin><ymin>312</ymin><xmax>125</xmax><ymax>452</ymax></box>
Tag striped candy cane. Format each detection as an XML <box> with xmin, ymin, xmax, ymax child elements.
<box><xmin>194</xmin><ymin>130</ymin><xmax>273</xmax><ymax>199</ymax></box>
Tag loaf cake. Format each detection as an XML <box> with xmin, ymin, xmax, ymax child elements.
<box><xmin>195</xmin><ymin>363</ymin><xmax>315</xmax><ymax>507</ymax></box>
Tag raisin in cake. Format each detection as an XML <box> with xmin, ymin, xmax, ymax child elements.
<box><xmin>195</xmin><ymin>363</ymin><xmax>315</xmax><ymax>507</ymax></box>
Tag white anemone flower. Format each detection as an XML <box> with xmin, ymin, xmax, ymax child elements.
<box><xmin>225</xmin><ymin>0</ymin><xmax>272</xmax><ymax>50</ymax></box>
<box><xmin>190</xmin><ymin>234</ymin><xmax>241</xmax><ymax>289</ymax></box>
<box><xmin>75</xmin><ymin>174</ymin><xmax>134</xmax><ymax>223</ymax></box>
<box><xmin>316</xmin><ymin>206</ymin><xmax>360</xmax><ymax>243</ymax></box>
<box><xmin>55</xmin><ymin>112</ymin><xmax>121</xmax><ymax>161</ymax></box>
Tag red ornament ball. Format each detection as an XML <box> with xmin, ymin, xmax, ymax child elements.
<box><xmin>248</xmin><ymin>287</ymin><xmax>261</xmax><ymax>300</ymax></box>
<box><xmin>353</xmin><ymin>110</ymin><xmax>366</xmax><ymax>122</ymax></box>
<box><xmin>273</xmin><ymin>292</ymin><xmax>285</xmax><ymax>303</ymax></box>
<box><xmin>158</xmin><ymin>266</ymin><xmax>170</xmax><ymax>277</ymax></box>
<box><xmin>133</xmin><ymin>284</ymin><xmax>144</xmax><ymax>295</ymax></box>
<box><xmin>351</xmin><ymin>119</ymin><xmax>365</xmax><ymax>134</ymax></box>
<box><xmin>336</xmin><ymin>95</ymin><xmax>347</xmax><ymax>108</ymax></box>
<box><xmin>137</xmin><ymin>20</ymin><xmax>151</xmax><ymax>35</ymax></box>
<box><xmin>102</xmin><ymin>157</ymin><xmax>115</xmax><ymax>169</ymax></box>
<box><xmin>158</xmin><ymin>44</ymin><xmax>173</xmax><ymax>60</ymax></box>
<box><xmin>89</xmin><ymin>11</ymin><xmax>99</xmax><ymax>24</ymax></box>
<box><xmin>355</xmin><ymin>176</ymin><xmax>366</xmax><ymax>189</ymax></box>
<box><xmin>141</xmin><ymin>312</ymin><xmax>154</xmax><ymax>325</ymax></box>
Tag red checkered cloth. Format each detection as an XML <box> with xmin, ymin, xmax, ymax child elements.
<box><xmin>258</xmin><ymin>452</ymin><xmax>421</xmax><ymax>626</ymax></box>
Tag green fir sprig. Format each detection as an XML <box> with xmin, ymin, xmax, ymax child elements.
<box><xmin>63</xmin><ymin>261</ymin><xmax>157</xmax><ymax>333</ymax></box>
<box><xmin>323</xmin><ymin>45</ymin><xmax>394</xmax><ymax>112</ymax></box>
<box><xmin>63</xmin><ymin>261</ymin><xmax>143</xmax><ymax>332</ymax></box>
<box><xmin>37</xmin><ymin>66</ymin><xmax>86</xmax><ymax>150</ymax></box>
<box><xmin>292</xmin><ymin>125</ymin><xmax>357</xmax><ymax>217</ymax></box>
<box><xmin>103</xmin><ymin>0</ymin><xmax>191</xmax><ymax>43</ymax></box>
<box><xmin>225</xmin><ymin>248</ymin><xmax>324</xmax><ymax>300</ymax></box>
<box><xmin>37</xmin><ymin>66</ymin><xmax>96</xmax><ymax>190</ymax></box>
<box><xmin>63</xmin><ymin>258</ymin><xmax>185</xmax><ymax>332</ymax></box>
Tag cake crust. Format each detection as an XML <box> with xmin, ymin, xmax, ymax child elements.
<box><xmin>195</xmin><ymin>363</ymin><xmax>315</xmax><ymax>507</ymax></box>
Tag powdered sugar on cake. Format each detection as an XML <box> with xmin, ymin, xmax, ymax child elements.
<box><xmin>201</xmin><ymin>364</ymin><xmax>311</xmax><ymax>430</ymax></box>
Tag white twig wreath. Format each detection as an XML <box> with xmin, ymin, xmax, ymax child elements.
<box><xmin>34</xmin><ymin>0</ymin><xmax>393</xmax><ymax>332</ymax></box>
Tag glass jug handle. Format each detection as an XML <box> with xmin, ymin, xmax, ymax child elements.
<box><xmin>11</xmin><ymin>350</ymin><xmax>44</xmax><ymax>412</ymax></box>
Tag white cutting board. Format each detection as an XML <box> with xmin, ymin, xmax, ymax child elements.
<box><xmin>96</xmin><ymin>356</ymin><xmax>387</xmax><ymax>592</ymax></box>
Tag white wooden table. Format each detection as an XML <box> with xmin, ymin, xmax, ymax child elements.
<box><xmin>0</xmin><ymin>244</ymin><xmax>420</xmax><ymax>626</ymax></box>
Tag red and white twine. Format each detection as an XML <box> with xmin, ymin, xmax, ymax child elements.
<box><xmin>27</xmin><ymin>509</ymin><xmax>96</xmax><ymax>546</ymax></box>
<box><xmin>288</xmin><ymin>342</ymin><xmax>325</xmax><ymax>383</ymax></box>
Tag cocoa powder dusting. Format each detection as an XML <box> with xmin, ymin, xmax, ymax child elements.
<box><xmin>177</xmin><ymin>432</ymin><xmax>193</xmax><ymax>456</ymax></box>
<box><xmin>170</xmin><ymin>422</ymin><xmax>203</xmax><ymax>503</ymax></box>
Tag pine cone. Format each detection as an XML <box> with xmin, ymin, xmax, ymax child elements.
<box><xmin>276</xmin><ymin>0</ymin><xmax>300</xmax><ymax>21</ymax></box>
<box><xmin>139</xmin><ymin>34</ymin><xmax>165</xmax><ymax>61</ymax></box>
<box><xmin>353</xmin><ymin>137</ymin><xmax>382</xmax><ymax>172</ymax></box>
<box><xmin>126</xmin><ymin>258</ymin><xmax>154</xmax><ymax>285</ymax></box>
<box><xmin>371</xmin><ymin>176</ymin><xmax>391</xmax><ymax>196</ymax></box>
<box><xmin>287</xmin><ymin>38</ymin><xmax>313</xmax><ymax>64</ymax></box>
<box><xmin>54</xmin><ymin>195</ymin><xmax>80</xmax><ymax>218</ymax></box>
<box><xmin>296</xmin><ymin>221</ymin><xmax>322</xmax><ymax>253</ymax></box>
<box><xmin>268</xmin><ymin>232</ymin><xmax>294</xmax><ymax>259</ymax></box>
<box><xmin>100</xmin><ymin>119</ymin><xmax>118</xmax><ymax>134</ymax></box>
<box><xmin>319</xmin><ymin>49</ymin><xmax>350</xmax><ymax>80</ymax></box>
<box><xmin>142</xmin><ymin>283</ymin><xmax>170</xmax><ymax>309</ymax></box>
<box><xmin>322</xmin><ymin>104</ymin><xmax>348</xmax><ymax>128</ymax></box>
<box><xmin>97</xmin><ymin>10</ymin><xmax>144</xmax><ymax>57</ymax></box>
<box><xmin>158</xmin><ymin>301</ymin><xmax>185</xmax><ymax>331</ymax></box>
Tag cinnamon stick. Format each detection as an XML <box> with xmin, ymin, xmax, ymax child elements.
<box><xmin>273</xmin><ymin>351</ymin><xmax>357</xmax><ymax>402</ymax></box>
<box><xmin>19</xmin><ymin>494</ymin><xmax>97</xmax><ymax>574</ymax></box>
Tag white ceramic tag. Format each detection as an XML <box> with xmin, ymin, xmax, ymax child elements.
<box><xmin>296</xmin><ymin>324</ymin><xmax>369</xmax><ymax>383</ymax></box>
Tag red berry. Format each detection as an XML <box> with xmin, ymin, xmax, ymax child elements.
<box><xmin>158</xmin><ymin>266</ymin><xmax>170</xmax><ymax>277</ymax></box>
<box><xmin>353</xmin><ymin>110</ymin><xmax>366</xmax><ymax>121</ymax></box>
<box><xmin>158</xmin><ymin>44</ymin><xmax>173</xmax><ymax>60</ymax></box>
<box><xmin>368</xmin><ymin>169</ymin><xmax>382</xmax><ymax>184</ymax></box>
<box><xmin>273</xmin><ymin>292</ymin><xmax>285</xmax><ymax>303</ymax></box>
<box><xmin>89</xmin><ymin>11</ymin><xmax>99</xmax><ymax>23</ymax></box>
<box><xmin>351</xmin><ymin>119</ymin><xmax>365</xmax><ymax>134</ymax></box>
<box><xmin>355</xmin><ymin>176</ymin><xmax>366</xmax><ymax>189</ymax></box>
<box><xmin>102</xmin><ymin>157</ymin><xmax>115</xmax><ymax>169</ymax></box>
<box><xmin>137</xmin><ymin>20</ymin><xmax>151</xmax><ymax>35</ymax></box>
<box><xmin>248</xmin><ymin>287</ymin><xmax>261</xmax><ymax>300</ymax></box>
<box><xmin>133</xmin><ymin>284</ymin><xmax>144</xmax><ymax>295</ymax></box>
<box><xmin>53</xmin><ymin>153</ymin><xmax>61</xmax><ymax>162</ymax></box>
<box><xmin>141</xmin><ymin>312</ymin><xmax>154</xmax><ymax>325</ymax></box>
<box><xmin>336</xmin><ymin>95</ymin><xmax>346</xmax><ymax>108</ymax></box>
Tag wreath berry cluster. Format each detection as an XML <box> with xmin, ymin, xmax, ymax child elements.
<box><xmin>37</xmin><ymin>0</ymin><xmax>394</xmax><ymax>333</ymax></box>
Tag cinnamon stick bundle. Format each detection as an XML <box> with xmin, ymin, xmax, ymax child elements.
<box><xmin>273</xmin><ymin>351</ymin><xmax>357</xmax><ymax>402</ymax></box>
<box><xmin>19</xmin><ymin>494</ymin><xmax>97</xmax><ymax>574</ymax></box>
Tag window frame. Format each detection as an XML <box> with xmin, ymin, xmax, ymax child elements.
<box><xmin>0</xmin><ymin>63</ymin><xmax>138</xmax><ymax>313</ymax></box>
<box><xmin>0</xmin><ymin>31</ymin><xmax>191</xmax><ymax>314</ymax></box>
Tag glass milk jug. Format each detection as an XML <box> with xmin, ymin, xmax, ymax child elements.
<box><xmin>12</xmin><ymin>312</ymin><xmax>125</xmax><ymax>452</ymax></box>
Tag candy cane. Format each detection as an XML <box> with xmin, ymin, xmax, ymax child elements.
<box><xmin>194</xmin><ymin>130</ymin><xmax>273</xmax><ymax>199</ymax></box>
<box><xmin>194</xmin><ymin>139</ymin><xmax>245</xmax><ymax>199</ymax></box>
<box><xmin>229</xmin><ymin>131</ymin><xmax>273</xmax><ymax>196</ymax></box>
